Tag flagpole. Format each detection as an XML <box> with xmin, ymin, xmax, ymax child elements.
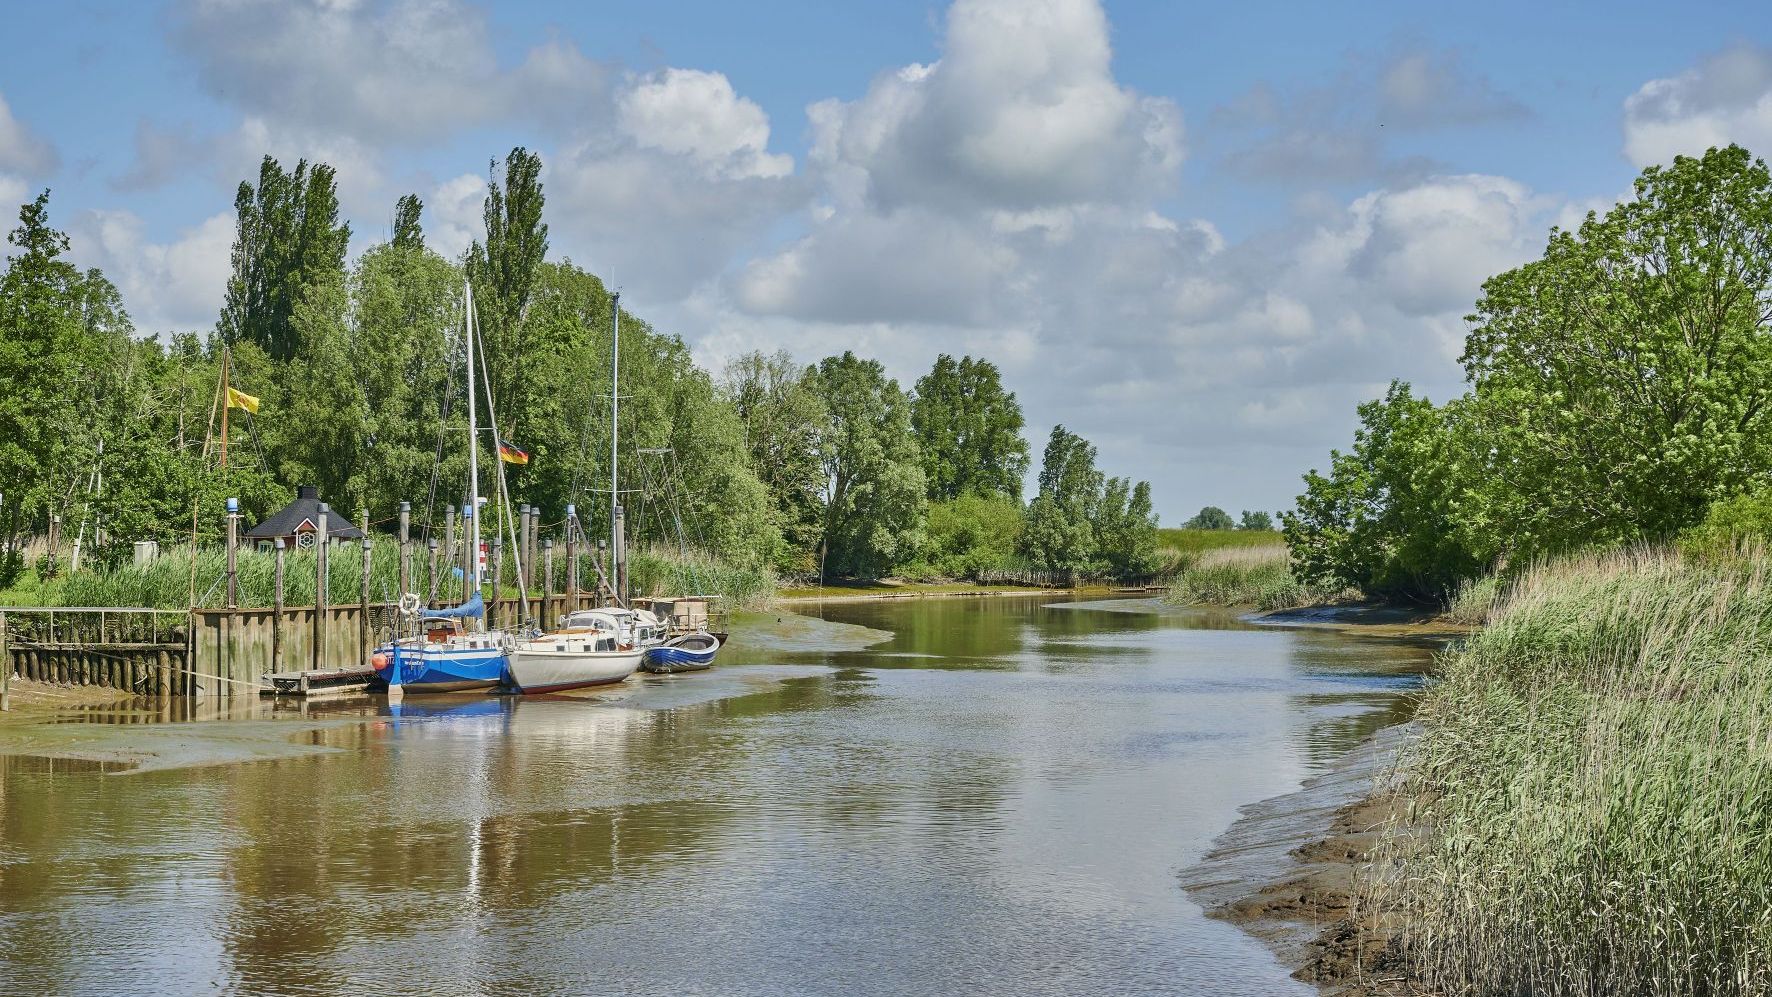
<box><xmin>219</xmin><ymin>346</ymin><xmax>230</xmax><ymax>473</ymax></box>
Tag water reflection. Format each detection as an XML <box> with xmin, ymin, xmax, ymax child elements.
<box><xmin>0</xmin><ymin>595</ymin><xmax>1432</xmax><ymax>997</ymax></box>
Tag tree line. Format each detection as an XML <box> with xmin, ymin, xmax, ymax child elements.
<box><xmin>0</xmin><ymin>148</ymin><xmax>1160</xmax><ymax>586</ymax></box>
<box><xmin>1285</xmin><ymin>145</ymin><xmax>1772</xmax><ymax>602</ymax></box>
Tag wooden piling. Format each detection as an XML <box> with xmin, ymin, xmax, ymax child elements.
<box><xmin>491</xmin><ymin>531</ymin><xmax>504</xmax><ymax>629</ymax></box>
<box><xmin>359</xmin><ymin>509</ymin><xmax>372</xmax><ymax>667</ymax></box>
<box><xmin>426</xmin><ymin>537</ymin><xmax>439</xmax><ymax>607</ymax></box>
<box><xmin>398</xmin><ymin>501</ymin><xmax>412</xmax><ymax>599</ymax></box>
<box><xmin>542</xmin><ymin>538</ymin><xmax>554</xmax><ymax>628</ymax></box>
<box><xmin>565</xmin><ymin>506</ymin><xmax>578</xmax><ymax>613</ymax></box>
<box><xmin>272</xmin><ymin>539</ymin><xmax>286</xmax><ymax>674</ymax></box>
<box><xmin>2</xmin><ymin>610</ymin><xmax>10</xmax><ymax>711</ymax></box>
<box><xmin>444</xmin><ymin>506</ymin><xmax>458</xmax><ymax>602</ymax></box>
<box><xmin>315</xmin><ymin>504</ymin><xmax>330</xmax><ymax>671</ymax></box>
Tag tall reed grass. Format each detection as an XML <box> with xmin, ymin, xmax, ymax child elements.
<box><xmin>1167</xmin><ymin>544</ymin><xmax>1351</xmax><ymax>610</ymax></box>
<box><xmin>1372</xmin><ymin>546</ymin><xmax>1772</xmax><ymax>995</ymax></box>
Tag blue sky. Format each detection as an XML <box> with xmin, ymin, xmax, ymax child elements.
<box><xmin>3</xmin><ymin>0</ymin><xmax>1770</xmax><ymax>521</ymax></box>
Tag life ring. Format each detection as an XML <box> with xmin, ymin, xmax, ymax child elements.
<box><xmin>398</xmin><ymin>592</ymin><xmax>422</xmax><ymax>616</ymax></box>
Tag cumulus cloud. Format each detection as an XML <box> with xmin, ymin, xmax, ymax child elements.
<box><xmin>618</xmin><ymin>69</ymin><xmax>792</xmax><ymax>180</ymax></box>
<box><xmin>806</xmin><ymin>0</ymin><xmax>1183</xmax><ymax>212</ymax></box>
<box><xmin>170</xmin><ymin>0</ymin><xmax>609</xmax><ymax>145</ymax></box>
<box><xmin>1212</xmin><ymin>47</ymin><xmax>1525</xmax><ymax>185</ymax></box>
<box><xmin>1624</xmin><ymin>44</ymin><xmax>1772</xmax><ymax>167</ymax></box>
<box><xmin>0</xmin><ymin>92</ymin><xmax>58</xmax><ymax>179</ymax></box>
<box><xmin>66</xmin><ymin>209</ymin><xmax>236</xmax><ymax>335</ymax></box>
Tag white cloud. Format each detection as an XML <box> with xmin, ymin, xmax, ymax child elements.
<box><xmin>807</xmin><ymin>0</ymin><xmax>1183</xmax><ymax>212</ymax></box>
<box><xmin>0</xmin><ymin>92</ymin><xmax>57</xmax><ymax>177</ymax></box>
<box><xmin>171</xmin><ymin>0</ymin><xmax>609</xmax><ymax>146</ymax></box>
<box><xmin>1624</xmin><ymin>44</ymin><xmax>1772</xmax><ymax>167</ymax></box>
<box><xmin>618</xmin><ymin>69</ymin><xmax>792</xmax><ymax>180</ymax></box>
<box><xmin>67</xmin><ymin>210</ymin><xmax>236</xmax><ymax>336</ymax></box>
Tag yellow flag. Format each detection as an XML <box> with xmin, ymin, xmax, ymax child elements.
<box><xmin>226</xmin><ymin>387</ymin><xmax>261</xmax><ymax>414</ymax></box>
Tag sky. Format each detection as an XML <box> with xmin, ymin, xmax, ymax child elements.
<box><xmin>2</xmin><ymin>0</ymin><xmax>1771</xmax><ymax>523</ymax></box>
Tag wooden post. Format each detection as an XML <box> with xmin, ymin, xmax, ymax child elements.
<box><xmin>565</xmin><ymin>504</ymin><xmax>578</xmax><ymax>612</ymax></box>
<box><xmin>613</xmin><ymin>504</ymin><xmax>627</xmax><ymax>605</ymax></box>
<box><xmin>1</xmin><ymin>610</ymin><xmax>10</xmax><ymax>712</ymax></box>
<box><xmin>225</xmin><ymin>498</ymin><xmax>240</xmax><ymax>609</ymax></box>
<box><xmin>542</xmin><ymin>538</ymin><xmax>554</xmax><ymax>629</ymax></box>
<box><xmin>460</xmin><ymin>503</ymin><xmax>473</xmax><ymax>601</ymax></box>
<box><xmin>490</xmin><ymin>532</ymin><xmax>503</xmax><ymax>630</ymax></box>
<box><xmin>272</xmin><ymin>539</ymin><xmax>285</xmax><ymax>674</ymax></box>
<box><xmin>426</xmin><ymin>537</ymin><xmax>439</xmax><ymax>606</ymax></box>
<box><xmin>359</xmin><ymin>529</ymin><xmax>372</xmax><ymax>668</ymax></box>
<box><xmin>597</xmin><ymin>539</ymin><xmax>609</xmax><ymax>604</ymax></box>
<box><xmin>444</xmin><ymin>506</ymin><xmax>457</xmax><ymax>601</ymax></box>
<box><xmin>315</xmin><ymin>504</ymin><xmax>329</xmax><ymax>671</ymax></box>
<box><xmin>398</xmin><ymin>501</ymin><xmax>412</xmax><ymax>599</ymax></box>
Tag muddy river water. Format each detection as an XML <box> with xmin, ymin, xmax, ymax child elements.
<box><xmin>0</xmin><ymin>595</ymin><xmax>1430</xmax><ymax>996</ymax></box>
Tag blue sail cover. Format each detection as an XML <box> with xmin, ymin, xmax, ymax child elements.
<box><xmin>423</xmin><ymin>591</ymin><xmax>484</xmax><ymax>620</ymax></box>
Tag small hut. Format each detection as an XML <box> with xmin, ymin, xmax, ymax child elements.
<box><xmin>246</xmin><ymin>485</ymin><xmax>365</xmax><ymax>551</ymax></box>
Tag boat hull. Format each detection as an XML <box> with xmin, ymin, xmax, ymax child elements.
<box><xmin>375</xmin><ymin>641</ymin><xmax>508</xmax><ymax>693</ymax></box>
<box><xmin>507</xmin><ymin>644</ymin><xmax>643</xmax><ymax>694</ymax></box>
<box><xmin>640</xmin><ymin>633</ymin><xmax>722</xmax><ymax>674</ymax></box>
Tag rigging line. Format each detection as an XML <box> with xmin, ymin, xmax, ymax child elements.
<box><xmin>421</xmin><ymin>319</ymin><xmax>467</xmax><ymax>544</ymax></box>
<box><xmin>469</xmin><ymin>295</ymin><xmax>531</xmax><ymax>626</ymax></box>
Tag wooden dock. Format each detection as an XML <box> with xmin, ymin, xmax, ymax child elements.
<box><xmin>261</xmin><ymin>665</ymin><xmax>379</xmax><ymax>698</ymax></box>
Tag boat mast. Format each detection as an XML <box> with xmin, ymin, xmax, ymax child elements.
<box><xmin>610</xmin><ymin>290</ymin><xmax>621</xmax><ymax>603</ymax></box>
<box><xmin>465</xmin><ymin>280</ymin><xmax>483</xmax><ymax>627</ymax></box>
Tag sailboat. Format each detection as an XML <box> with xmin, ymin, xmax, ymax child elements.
<box><xmin>505</xmin><ymin>290</ymin><xmax>654</xmax><ymax>693</ymax></box>
<box><xmin>371</xmin><ymin>281</ymin><xmax>512</xmax><ymax>695</ymax></box>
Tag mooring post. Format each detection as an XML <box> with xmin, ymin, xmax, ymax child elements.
<box><xmin>398</xmin><ymin>500</ymin><xmax>412</xmax><ymax>599</ymax></box>
<box><xmin>315</xmin><ymin>503</ymin><xmax>330</xmax><ymax>671</ymax></box>
<box><xmin>613</xmin><ymin>504</ymin><xmax>627</xmax><ymax>605</ymax></box>
<box><xmin>1</xmin><ymin>609</ymin><xmax>10</xmax><ymax>712</ymax></box>
<box><xmin>542</xmin><ymin>538</ymin><xmax>554</xmax><ymax>628</ymax></box>
<box><xmin>272</xmin><ymin>539</ymin><xmax>285</xmax><ymax>675</ymax></box>
<box><xmin>444</xmin><ymin>505</ymin><xmax>458</xmax><ymax>600</ymax></box>
<box><xmin>565</xmin><ymin>504</ymin><xmax>578</xmax><ymax>612</ymax></box>
<box><xmin>460</xmin><ymin>503</ymin><xmax>473</xmax><ymax>601</ymax></box>
<box><xmin>490</xmin><ymin>531</ymin><xmax>504</xmax><ymax>629</ymax></box>
<box><xmin>359</xmin><ymin>520</ymin><xmax>372</xmax><ymax>669</ymax></box>
<box><xmin>359</xmin><ymin>538</ymin><xmax>370</xmax><ymax>669</ymax></box>
<box><xmin>225</xmin><ymin>497</ymin><xmax>240</xmax><ymax>609</ymax></box>
<box><xmin>426</xmin><ymin>537</ymin><xmax>439</xmax><ymax>607</ymax></box>
<box><xmin>597</xmin><ymin>539</ymin><xmax>609</xmax><ymax>603</ymax></box>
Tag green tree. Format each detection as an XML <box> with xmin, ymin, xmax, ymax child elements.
<box><xmin>467</xmin><ymin>147</ymin><xmax>548</xmax><ymax>428</ymax></box>
<box><xmin>392</xmin><ymin>193</ymin><xmax>424</xmax><ymax>252</ymax></box>
<box><xmin>1463</xmin><ymin>144</ymin><xmax>1772</xmax><ymax>559</ymax></box>
<box><xmin>911</xmin><ymin>354</ymin><xmax>1030</xmax><ymax>501</ymax></box>
<box><xmin>1096</xmin><ymin>478</ymin><xmax>1160</xmax><ymax>576</ymax></box>
<box><xmin>1021</xmin><ymin>425</ymin><xmax>1102</xmax><ymax>574</ymax></box>
<box><xmin>1283</xmin><ymin>382</ymin><xmax>1481</xmax><ymax>602</ymax></box>
<box><xmin>1184</xmin><ymin>506</ymin><xmax>1234</xmax><ymax>530</ymax></box>
<box><xmin>1238</xmin><ymin>510</ymin><xmax>1274</xmax><ymax>531</ymax></box>
<box><xmin>812</xmin><ymin>352</ymin><xmax>926</xmax><ymax>578</ymax></box>
<box><xmin>217</xmin><ymin>156</ymin><xmax>350</xmax><ymax>360</ymax></box>
<box><xmin>722</xmin><ymin>350</ymin><xmax>829</xmax><ymax>572</ymax></box>
<box><xmin>924</xmin><ymin>493</ymin><xmax>1024</xmax><ymax>577</ymax></box>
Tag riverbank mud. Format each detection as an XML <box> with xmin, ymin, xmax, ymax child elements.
<box><xmin>1182</xmin><ymin>724</ymin><xmax>1416</xmax><ymax>993</ymax></box>
<box><xmin>1252</xmin><ymin>603</ymin><xmax>1471</xmax><ymax>642</ymax></box>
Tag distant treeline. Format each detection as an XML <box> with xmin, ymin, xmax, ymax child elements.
<box><xmin>0</xmin><ymin>148</ymin><xmax>1159</xmax><ymax>587</ymax></box>
<box><xmin>1286</xmin><ymin>145</ymin><xmax>1772</xmax><ymax>602</ymax></box>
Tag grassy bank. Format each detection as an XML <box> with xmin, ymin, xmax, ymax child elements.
<box><xmin>1166</xmin><ymin>544</ymin><xmax>1350</xmax><ymax>610</ymax></box>
<box><xmin>1156</xmin><ymin>527</ymin><xmax>1282</xmax><ymax>560</ymax></box>
<box><xmin>1374</xmin><ymin>547</ymin><xmax>1772</xmax><ymax>995</ymax></box>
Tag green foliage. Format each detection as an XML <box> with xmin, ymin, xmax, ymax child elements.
<box><xmin>1293</xmin><ymin>146</ymin><xmax>1772</xmax><ymax>603</ymax></box>
<box><xmin>1237</xmin><ymin>509</ymin><xmax>1273</xmax><ymax>531</ymax></box>
<box><xmin>218</xmin><ymin>156</ymin><xmax>351</xmax><ymax>360</ymax></box>
<box><xmin>923</xmin><ymin>493</ymin><xmax>1024</xmax><ymax>577</ymax></box>
<box><xmin>1377</xmin><ymin>547</ymin><xmax>1772</xmax><ymax>995</ymax></box>
<box><xmin>1155</xmin><ymin>527</ymin><xmax>1283</xmax><ymax>557</ymax></box>
<box><xmin>1021</xmin><ymin>425</ymin><xmax>1101</xmax><ymax>574</ymax></box>
<box><xmin>911</xmin><ymin>354</ymin><xmax>1030</xmax><ymax>501</ymax></box>
<box><xmin>721</xmin><ymin>350</ymin><xmax>828</xmax><ymax>572</ymax></box>
<box><xmin>1167</xmin><ymin>545</ymin><xmax>1346</xmax><ymax>611</ymax></box>
<box><xmin>1095</xmin><ymin>478</ymin><xmax>1160</xmax><ymax>577</ymax></box>
<box><xmin>1284</xmin><ymin>381</ymin><xmax>1481</xmax><ymax>602</ymax></box>
<box><xmin>392</xmin><ymin>193</ymin><xmax>424</xmax><ymax>252</ymax></box>
<box><xmin>812</xmin><ymin>352</ymin><xmax>926</xmax><ymax>578</ymax></box>
<box><xmin>467</xmin><ymin>147</ymin><xmax>548</xmax><ymax>428</ymax></box>
<box><xmin>1183</xmin><ymin>506</ymin><xmax>1234</xmax><ymax>530</ymax></box>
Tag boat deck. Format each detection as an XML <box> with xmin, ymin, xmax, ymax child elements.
<box><xmin>261</xmin><ymin>665</ymin><xmax>378</xmax><ymax>697</ymax></box>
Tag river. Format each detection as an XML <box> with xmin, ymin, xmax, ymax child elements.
<box><xmin>0</xmin><ymin>595</ymin><xmax>1429</xmax><ymax>996</ymax></box>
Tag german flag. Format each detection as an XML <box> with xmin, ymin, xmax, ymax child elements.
<box><xmin>498</xmin><ymin>442</ymin><xmax>530</xmax><ymax>465</ymax></box>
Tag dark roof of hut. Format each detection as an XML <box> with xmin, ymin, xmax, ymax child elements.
<box><xmin>245</xmin><ymin>485</ymin><xmax>367</xmax><ymax>540</ymax></box>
